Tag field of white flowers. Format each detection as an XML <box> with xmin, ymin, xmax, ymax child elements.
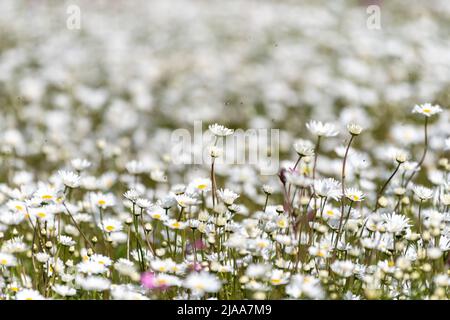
<box><xmin>0</xmin><ymin>0</ymin><xmax>449</xmax><ymax>300</ymax></box>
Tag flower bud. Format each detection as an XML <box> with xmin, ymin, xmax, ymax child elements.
<box><xmin>347</xmin><ymin>123</ymin><xmax>363</xmax><ymax>136</ymax></box>
<box><xmin>144</xmin><ymin>223</ymin><xmax>153</xmax><ymax>232</ymax></box>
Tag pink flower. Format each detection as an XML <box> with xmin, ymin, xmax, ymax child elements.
<box><xmin>188</xmin><ymin>262</ymin><xmax>203</xmax><ymax>272</ymax></box>
<box><xmin>141</xmin><ymin>272</ymin><xmax>156</xmax><ymax>289</ymax></box>
<box><xmin>193</xmin><ymin>239</ymin><xmax>206</xmax><ymax>250</ymax></box>
<box><xmin>186</xmin><ymin>239</ymin><xmax>206</xmax><ymax>254</ymax></box>
<box><xmin>141</xmin><ymin>271</ymin><xmax>170</xmax><ymax>291</ymax></box>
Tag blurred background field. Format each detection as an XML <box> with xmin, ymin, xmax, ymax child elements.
<box><xmin>0</xmin><ymin>0</ymin><xmax>449</xmax><ymax>180</ymax></box>
<box><xmin>0</xmin><ymin>0</ymin><xmax>449</xmax><ymax>301</ymax></box>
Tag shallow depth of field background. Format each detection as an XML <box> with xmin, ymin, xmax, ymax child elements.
<box><xmin>1</xmin><ymin>0</ymin><xmax>449</xmax><ymax>171</ymax></box>
<box><xmin>0</xmin><ymin>0</ymin><xmax>450</xmax><ymax>301</ymax></box>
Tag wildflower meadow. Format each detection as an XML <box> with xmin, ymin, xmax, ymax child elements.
<box><xmin>0</xmin><ymin>0</ymin><xmax>449</xmax><ymax>301</ymax></box>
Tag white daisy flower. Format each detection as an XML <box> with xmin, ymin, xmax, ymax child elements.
<box><xmin>344</xmin><ymin>188</ymin><xmax>365</xmax><ymax>202</ymax></box>
<box><xmin>313</xmin><ymin>178</ymin><xmax>342</xmax><ymax>200</ymax></box>
<box><xmin>347</xmin><ymin>123</ymin><xmax>363</xmax><ymax>136</ymax></box>
<box><xmin>53</xmin><ymin>284</ymin><xmax>76</xmax><ymax>297</ymax></box>
<box><xmin>383</xmin><ymin>213</ymin><xmax>410</xmax><ymax>235</ymax></box>
<box><xmin>269</xmin><ymin>269</ymin><xmax>290</xmax><ymax>286</ymax></box>
<box><xmin>125</xmin><ymin>160</ymin><xmax>148</xmax><ymax>175</ymax></box>
<box><xmin>217</xmin><ymin>188</ymin><xmax>239</xmax><ymax>205</ymax></box>
<box><xmin>183</xmin><ymin>272</ymin><xmax>222</xmax><ymax>295</ymax></box>
<box><xmin>147</xmin><ymin>205</ymin><xmax>168</xmax><ymax>221</ymax></box>
<box><xmin>59</xmin><ymin>235</ymin><xmax>76</xmax><ymax>247</ymax></box>
<box><xmin>293</xmin><ymin>139</ymin><xmax>315</xmax><ymax>157</ymax></box>
<box><xmin>175</xmin><ymin>194</ymin><xmax>198</xmax><ymax>208</ymax></box>
<box><xmin>306</xmin><ymin>120</ymin><xmax>339</xmax><ymax>137</ymax></box>
<box><xmin>16</xmin><ymin>289</ymin><xmax>45</xmax><ymax>300</ymax></box>
<box><xmin>77</xmin><ymin>261</ymin><xmax>108</xmax><ymax>275</ymax></box>
<box><xmin>102</xmin><ymin>218</ymin><xmax>123</xmax><ymax>233</ymax></box>
<box><xmin>413</xmin><ymin>185</ymin><xmax>434</xmax><ymax>201</ymax></box>
<box><xmin>91</xmin><ymin>192</ymin><xmax>116</xmax><ymax>208</ymax></box>
<box><xmin>286</xmin><ymin>274</ymin><xmax>324</xmax><ymax>299</ymax></box>
<box><xmin>189</xmin><ymin>178</ymin><xmax>211</xmax><ymax>192</ymax></box>
<box><xmin>412</xmin><ymin>103</ymin><xmax>442</xmax><ymax>117</ymax></box>
<box><xmin>0</xmin><ymin>252</ymin><xmax>17</xmax><ymax>267</ymax></box>
<box><xmin>164</xmin><ymin>219</ymin><xmax>187</xmax><ymax>230</ymax></box>
<box><xmin>208</xmin><ymin>123</ymin><xmax>234</xmax><ymax>137</ymax></box>
<box><xmin>331</xmin><ymin>260</ymin><xmax>355</xmax><ymax>278</ymax></box>
<box><xmin>75</xmin><ymin>275</ymin><xmax>111</xmax><ymax>291</ymax></box>
<box><xmin>71</xmin><ymin>158</ymin><xmax>92</xmax><ymax>171</ymax></box>
<box><xmin>34</xmin><ymin>186</ymin><xmax>59</xmax><ymax>203</ymax></box>
<box><xmin>58</xmin><ymin>170</ymin><xmax>81</xmax><ymax>189</ymax></box>
<box><xmin>90</xmin><ymin>254</ymin><xmax>113</xmax><ymax>266</ymax></box>
<box><xmin>123</xmin><ymin>189</ymin><xmax>140</xmax><ymax>202</ymax></box>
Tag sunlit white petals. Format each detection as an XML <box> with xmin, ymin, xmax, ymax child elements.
<box><xmin>58</xmin><ymin>170</ymin><xmax>81</xmax><ymax>188</ymax></box>
<box><xmin>306</xmin><ymin>120</ymin><xmax>339</xmax><ymax>137</ymax></box>
<box><xmin>102</xmin><ymin>218</ymin><xmax>123</xmax><ymax>233</ymax></box>
<box><xmin>208</xmin><ymin>124</ymin><xmax>234</xmax><ymax>137</ymax></box>
<box><xmin>413</xmin><ymin>185</ymin><xmax>434</xmax><ymax>201</ymax></box>
<box><xmin>412</xmin><ymin>103</ymin><xmax>442</xmax><ymax>117</ymax></box>
<box><xmin>217</xmin><ymin>188</ymin><xmax>240</xmax><ymax>205</ymax></box>
<box><xmin>183</xmin><ymin>272</ymin><xmax>222</xmax><ymax>295</ymax></box>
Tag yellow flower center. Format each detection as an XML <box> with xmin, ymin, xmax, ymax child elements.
<box><xmin>194</xmin><ymin>283</ymin><xmax>205</xmax><ymax>290</ymax></box>
<box><xmin>257</xmin><ymin>242</ymin><xmax>268</xmax><ymax>249</ymax></box>
<box><xmin>388</xmin><ymin>261</ymin><xmax>395</xmax><ymax>267</ymax></box>
<box><xmin>277</xmin><ymin>220</ymin><xmax>287</xmax><ymax>228</ymax></box>
<box><xmin>197</xmin><ymin>184</ymin><xmax>207</xmax><ymax>190</ymax></box>
<box><xmin>353</xmin><ymin>195</ymin><xmax>359</xmax><ymax>201</ymax></box>
<box><xmin>172</xmin><ymin>222</ymin><xmax>180</xmax><ymax>229</ymax></box>
<box><xmin>42</xmin><ymin>195</ymin><xmax>53</xmax><ymax>200</ymax></box>
<box><xmin>105</xmin><ymin>225</ymin><xmax>115</xmax><ymax>232</ymax></box>
<box><xmin>423</xmin><ymin>108</ymin><xmax>431</xmax><ymax>113</ymax></box>
<box><xmin>0</xmin><ymin>259</ymin><xmax>7</xmax><ymax>265</ymax></box>
<box><xmin>15</xmin><ymin>205</ymin><xmax>24</xmax><ymax>211</ymax></box>
<box><xmin>37</xmin><ymin>212</ymin><xmax>46</xmax><ymax>218</ymax></box>
<box><xmin>157</xmin><ymin>279</ymin><xmax>167</xmax><ymax>286</ymax></box>
<box><xmin>98</xmin><ymin>200</ymin><xmax>106</xmax><ymax>205</ymax></box>
<box><xmin>153</xmin><ymin>214</ymin><xmax>161</xmax><ymax>219</ymax></box>
<box><xmin>272</xmin><ymin>279</ymin><xmax>281</xmax><ymax>284</ymax></box>
<box><xmin>326</xmin><ymin>210</ymin><xmax>334</xmax><ymax>216</ymax></box>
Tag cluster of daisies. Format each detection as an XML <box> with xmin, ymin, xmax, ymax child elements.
<box><xmin>1</xmin><ymin>103</ymin><xmax>449</xmax><ymax>300</ymax></box>
<box><xmin>1</xmin><ymin>0</ymin><xmax>450</xmax><ymax>300</ymax></box>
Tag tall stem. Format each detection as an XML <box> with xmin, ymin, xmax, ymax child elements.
<box><xmin>211</xmin><ymin>158</ymin><xmax>217</xmax><ymax>207</ymax></box>
<box><xmin>405</xmin><ymin>117</ymin><xmax>428</xmax><ymax>187</ymax></box>
<box><xmin>287</xmin><ymin>155</ymin><xmax>303</xmax><ymax>207</ymax></box>
<box><xmin>340</xmin><ymin>135</ymin><xmax>355</xmax><ymax>219</ymax></box>
<box><xmin>312</xmin><ymin>137</ymin><xmax>321</xmax><ymax>188</ymax></box>
<box><xmin>334</xmin><ymin>201</ymin><xmax>354</xmax><ymax>252</ymax></box>
<box><xmin>417</xmin><ymin>200</ymin><xmax>423</xmax><ymax>234</ymax></box>
<box><xmin>210</xmin><ymin>136</ymin><xmax>219</xmax><ymax>207</ymax></box>
<box><xmin>293</xmin><ymin>155</ymin><xmax>303</xmax><ymax>171</ymax></box>
<box><xmin>263</xmin><ymin>194</ymin><xmax>269</xmax><ymax>212</ymax></box>
<box><xmin>62</xmin><ymin>202</ymin><xmax>94</xmax><ymax>250</ymax></box>
<box><xmin>375</xmin><ymin>162</ymin><xmax>401</xmax><ymax>211</ymax></box>
<box><xmin>311</xmin><ymin>137</ymin><xmax>321</xmax><ymax>221</ymax></box>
